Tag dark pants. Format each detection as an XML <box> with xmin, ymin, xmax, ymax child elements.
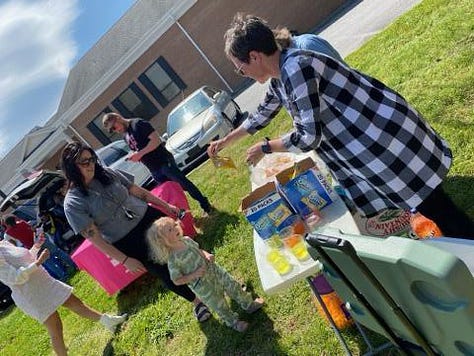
<box><xmin>417</xmin><ymin>185</ymin><xmax>474</xmax><ymax>239</ymax></box>
<box><xmin>150</xmin><ymin>160</ymin><xmax>211</xmax><ymax>212</ymax></box>
<box><xmin>113</xmin><ymin>206</ymin><xmax>196</xmax><ymax>302</ymax></box>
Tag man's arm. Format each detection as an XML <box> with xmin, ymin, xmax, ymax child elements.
<box><xmin>128</xmin><ymin>131</ymin><xmax>161</xmax><ymax>162</ymax></box>
<box><xmin>207</xmin><ymin>125</ymin><xmax>249</xmax><ymax>157</ymax></box>
<box><xmin>246</xmin><ymin>137</ymin><xmax>288</xmax><ymax>166</ymax></box>
<box><xmin>208</xmin><ymin>85</ymin><xmax>282</xmax><ymax>158</ymax></box>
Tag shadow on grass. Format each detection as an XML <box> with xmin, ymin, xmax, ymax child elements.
<box><xmin>442</xmin><ymin>175</ymin><xmax>474</xmax><ymax>215</ymax></box>
<box><xmin>193</xmin><ymin>209</ymin><xmax>241</xmax><ymax>252</ymax></box>
<box><xmin>199</xmin><ymin>287</ymin><xmax>283</xmax><ymax>355</ymax></box>
<box><xmin>114</xmin><ymin>273</ymin><xmax>166</xmax><ymax>314</ymax></box>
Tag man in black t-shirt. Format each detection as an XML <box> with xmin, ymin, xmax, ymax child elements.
<box><xmin>102</xmin><ymin>113</ymin><xmax>213</xmax><ymax>215</ymax></box>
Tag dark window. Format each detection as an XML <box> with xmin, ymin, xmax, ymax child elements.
<box><xmin>87</xmin><ymin>107</ymin><xmax>121</xmax><ymax>145</ymax></box>
<box><xmin>139</xmin><ymin>57</ymin><xmax>186</xmax><ymax>107</ymax></box>
<box><xmin>112</xmin><ymin>83</ymin><xmax>158</xmax><ymax>120</ymax></box>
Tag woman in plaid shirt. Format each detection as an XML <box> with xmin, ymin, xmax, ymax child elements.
<box><xmin>208</xmin><ymin>13</ymin><xmax>473</xmax><ymax>239</ymax></box>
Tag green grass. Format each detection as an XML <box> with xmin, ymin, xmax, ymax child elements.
<box><xmin>1</xmin><ymin>0</ymin><xmax>473</xmax><ymax>354</ymax></box>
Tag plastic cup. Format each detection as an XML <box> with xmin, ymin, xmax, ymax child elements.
<box><xmin>266</xmin><ymin>249</ymin><xmax>292</xmax><ymax>275</ymax></box>
<box><xmin>283</xmin><ymin>234</ymin><xmax>310</xmax><ymax>261</ymax></box>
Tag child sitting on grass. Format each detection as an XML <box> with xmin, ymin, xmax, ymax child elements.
<box><xmin>146</xmin><ymin>217</ymin><xmax>264</xmax><ymax>332</ymax></box>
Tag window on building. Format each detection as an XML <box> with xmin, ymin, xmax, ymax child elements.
<box><xmin>112</xmin><ymin>82</ymin><xmax>159</xmax><ymax>120</ymax></box>
<box><xmin>139</xmin><ymin>57</ymin><xmax>186</xmax><ymax>107</ymax></box>
<box><xmin>87</xmin><ymin>107</ymin><xmax>122</xmax><ymax>145</ymax></box>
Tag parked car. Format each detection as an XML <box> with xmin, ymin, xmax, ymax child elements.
<box><xmin>95</xmin><ymin>140</ymin><xmax>153</xmax><ymax>188</ymax></box>
<box><xmin>0</xmin><ymin>170</ymin><xmax>83</xmax><ymax>254</ymax></box>
<box><xmin>0</xmin><ymin>170</ymin><xmax>64</xmax><ymax>214</ymax></box>
<box><xmin>164</xmin><ymin>86</ymin><xmax>244</xmax><ymax>173</ymax></box>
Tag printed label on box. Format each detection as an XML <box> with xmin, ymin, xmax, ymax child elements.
<box><xmin>243</xmin><ymin>188</ymin><xmax>296</xmax><ymax>241</ymax></box>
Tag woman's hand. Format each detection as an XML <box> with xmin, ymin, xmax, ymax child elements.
<box><xmin>167</xmin><ymin>204</ymin><xmax>181</xmax><ymax>218</ymax></box>
<box><xmin>36</xmin><ymin>249</ymin><xmax>50</xmax><ymax>266</ymax></box>
<box><xmin>123</xmin><ymin>257</ymin><xmax>147</xmax><ymax>274</ymax></box>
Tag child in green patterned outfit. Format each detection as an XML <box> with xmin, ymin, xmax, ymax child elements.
<box><xmin>146</xmin><ymin>217</ymin><xmax>264</xmax><ymax>332</ymax></box>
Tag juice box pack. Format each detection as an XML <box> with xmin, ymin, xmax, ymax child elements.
<box><xmin>275</xmin><ymin>157</ymin><xmax>334</xmax><ymax>218</ymax></box>
<box><xmin>241</xmin><ymin>182</ymin><xmax>298</xmax><ymax>241</ymax></box>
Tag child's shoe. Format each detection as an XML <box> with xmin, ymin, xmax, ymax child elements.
<box><xmin>193</xmin><ymin>302</ymin><xmax>211</xmax><ymax>322</ymax></box>
<box><xmin>246</xmin><ymin>297</ymin><xmax>264</xmax><ymax>313</ymax></box>
<box><xmin>232</xmin><ymin>320</ymin><xmax>249</xmax><ymax>332</ymax></box>
<box><xmin>100</xmin><ymin>313</ymin><xmax>127</xmax><ymax>332</ymax></box>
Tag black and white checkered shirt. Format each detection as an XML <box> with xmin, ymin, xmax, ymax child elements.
<box><xmin>242</xmin><ymin>49</ymin><xmax>452</xmax><ymax>217</ymax></box>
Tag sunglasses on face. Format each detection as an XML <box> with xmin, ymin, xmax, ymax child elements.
<box><xmin>234</xmin><ymin>62</ymin><xmax>246</xmax><ymax>76</ymax></box>
<box><xmin>76</xmin><ymin>156</ymin><xmax>97</xmax><ymax>167</ymax></box>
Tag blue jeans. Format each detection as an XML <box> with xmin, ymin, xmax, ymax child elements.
<box><xmin>151</xmin><ymin>161</ymin><xmax>211</xmax><ymax>212</ymax></box>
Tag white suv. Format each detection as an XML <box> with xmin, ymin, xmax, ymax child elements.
<box><xmin>164</xmin><ymin>86</ymin><xmax>244</xmax><ymax>173</ymax></box>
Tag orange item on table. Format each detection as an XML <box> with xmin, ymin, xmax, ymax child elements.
<box><xmin>410</xmin><ymin>210</ymin><xmax>442</xmax><ymax>239</ymax></box>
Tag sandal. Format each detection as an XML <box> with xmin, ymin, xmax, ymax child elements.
<box><xmin>246</xmin><ymin>297</ymin><xmax>264</xmax><ymax>314</ymax></box>
<box><xmin>232</xmin><ymin>320</ymin><xmax>249</xmax><ymax>332</ymax></box>
<box><xmin>193</xmin><ymin>302</ymin><xmax>211</xmax><ymax>322</ymax></box>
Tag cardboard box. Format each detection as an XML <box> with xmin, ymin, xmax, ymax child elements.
<box><xmin>241</xmin><ymin>182</ymin><xmax>298</xmax><ymax>241</ymax></box>
<box><xmin>275</xmin><ymin>157</ymin><xmax>334</xmax><ymax>218</ymax></box>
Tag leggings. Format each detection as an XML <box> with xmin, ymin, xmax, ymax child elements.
<box><xmin>113</xmin><ymin>206</ymin><xmax>196</xmax><ymax>301</ymax></box>
<box><xmin>417</xmin><ymin>185</ymin><xmax>474</xmax><ymax>239</ymax></box>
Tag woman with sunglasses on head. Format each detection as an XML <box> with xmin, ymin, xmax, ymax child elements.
<box><xmin>60</xmin><ymin>142</ymin><xmax>211</xmax><ymax>322</ymax></box>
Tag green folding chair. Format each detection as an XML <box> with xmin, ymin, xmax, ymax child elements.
<box><xmin>306</xmin><ymin>227</ymin><xmax>474</xmax><ymax>355</ymax></box>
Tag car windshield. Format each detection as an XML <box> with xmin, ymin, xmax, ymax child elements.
<box><xmin>167</xmin><ymin>91</ymin><xmax>212</xmax><ymax>136</ymax></box>
<box><xmin>96</xmin><ymin>141</ymin><xmax>130</xmax><ymax>166</ymax></box>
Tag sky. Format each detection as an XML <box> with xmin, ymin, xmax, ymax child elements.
<box><xmin>0</xmin><ymin>0</ymin><xmax>136</xmax><ymax>158</ymax></box>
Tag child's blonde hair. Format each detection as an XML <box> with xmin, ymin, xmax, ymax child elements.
<box><xmin>146</xmin><ymin>216</ymin><xmax>178</xmax><ymax>264</ymax></box>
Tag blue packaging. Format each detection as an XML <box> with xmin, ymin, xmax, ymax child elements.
<box><xmin>241</xmin><ymin>182</ymin><xmax>298</xmax><ymax>241</ymax></box>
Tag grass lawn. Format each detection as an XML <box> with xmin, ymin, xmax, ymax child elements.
<box><xmin>1</xmin><ymin>0</ymin><xmax>472</xmax><ymax>354</ymax></box>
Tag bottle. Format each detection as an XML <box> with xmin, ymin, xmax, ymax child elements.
<box><xmin>409</xmin><ymin>209</ymin><xmax>442</xmax><ymax>239</ymax></box>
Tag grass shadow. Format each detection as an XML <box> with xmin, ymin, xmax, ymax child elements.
<box><xmin>115</xmin><ymin>273</ymin><xmax>166</xmax><ymax>314</ymax></box>
<box><xmin>199</xmin><ymin>301</ymin><xmax>282</xmax><ymax>355</ymax></box>
<box><xmin>193</xmin><ymin>210</ymin><xmax>241</xmax><ymax>252</ymax></box>
<box><xmin>442</xmin><ymin>175</ymin><xmax>474</xmax><ymax>215</ymax></box>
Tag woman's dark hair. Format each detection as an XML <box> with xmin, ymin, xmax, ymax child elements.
<box><xmin>60</xmin><ymin>141</ymin><xmax>112</xmax><ymax>195</ymax></box>
<box><xmin>4</xmin><ymin>215</ymin><xmax>17</xmax><ymax>227</ymax></box>
<box><xmin>224</xmin><ymin>13</ymin><xmax>278</xmax><ymax>63</ymax></box>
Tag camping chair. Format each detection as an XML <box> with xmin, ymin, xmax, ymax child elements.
<box><xmin>305</xmin><ymin>227</ymin><xmax>474</xmax><ymax>355</ymax></box>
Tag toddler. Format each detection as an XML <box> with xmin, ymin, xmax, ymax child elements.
<box><xmin>146</xmin><ymin>217</ymin><xmax>264</xmax><ymax>332</ymax></box>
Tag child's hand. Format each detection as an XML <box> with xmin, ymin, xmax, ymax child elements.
<box><xmin>33</xmin><ymin>234</ymin><xmax>45</xmax><ymax>248</ymax></box>
<box><xmin>36</xmin><ymin>249</ymin><xmax>50</xmax><ymax>265</ymax></box>
<box><xmin>205</xmin><ymin>253</ymin><xmax>215</xmax><ymax>264</ymax></box>
<box><xmin>193</xmin><ymin>265</ymin><xmax>207</xmax><ymax>279</ymax></box>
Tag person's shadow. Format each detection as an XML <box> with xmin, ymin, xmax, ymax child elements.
<box><xmin>193</xmin><ymin>209</ymin><xmax>241</xmax><ymax>251</ymax></box>
<box><xmin>198</xmin><ymin>281</ymin><xmax>284</xmax><ymax>355</ymax></box>
<box><xmin>442</xmin><ymin>175</ymin><xmax>474</xmax><ymax>217</ymax></box>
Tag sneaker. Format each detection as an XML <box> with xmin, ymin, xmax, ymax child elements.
<box><xmin>100</xmin><ymin>313</ymin><xmax>127</xmax><ymax>332</ymax></box>
<box><xmin>232</xmin><ymin>320</ymin><xmax>249</xmax><ymax>332</ymax></box>
<box><xmin>246</xmin><ymin>297</ymin><xmax>264</xmax><ymax>314</ymax></box>
<box><xmin>193</xmin><ymin>302</ymin><xmax>211</xmax><ymax>322</ymax></box>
